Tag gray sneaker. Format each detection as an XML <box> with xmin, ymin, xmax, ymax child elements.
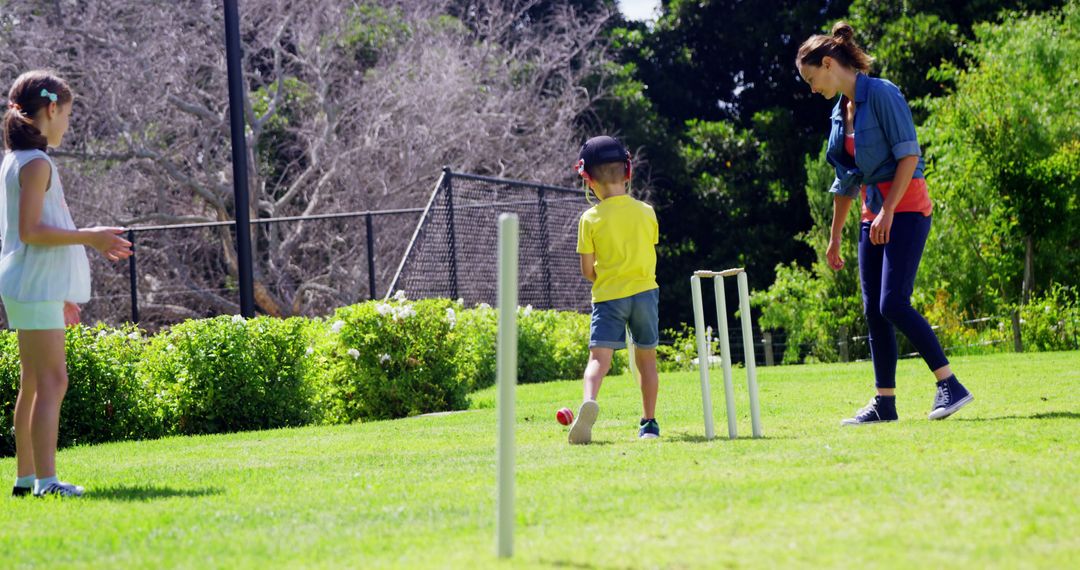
<box><xmin>34</xmin><ymin>481</ymin><xmax>84</xmax><ymax>498</ymax></box>
<box><xmin>568</xmin><ymin>400</ymin><xmax>599</xmax><ymax>445</ymax></box>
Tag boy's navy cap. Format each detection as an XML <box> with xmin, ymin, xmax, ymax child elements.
<box><xmin>579</xmin><ymin>136</ymin><xmax>629</xmax><ymax>166</ymax></box>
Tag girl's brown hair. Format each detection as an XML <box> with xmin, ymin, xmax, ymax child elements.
<box><xmin>3</xmin><ymin>70</ymin><xmax>74</xmax><ymax>151</ymax></box>
<box><xmin>797</xmin><ymin>22</ymin><xmax>874</xmax><ymax>74</ymax></box>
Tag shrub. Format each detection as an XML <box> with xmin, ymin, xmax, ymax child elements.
<box><xmin>453</xmin><ymin>303</ymin><xmax>627</xmax><ymax>389</ymax></box>
<box><xmin>0</xmin><ymin>330</ymin><xmax>21</xmax><ymax>457</ymax></box>
<box><xmin>656</xmin><ymin>324</ymin><xmax>707</xmax><ymax>372</ymax></box>
<box><xmin>317</xmin><ymin>297</ymin><xmax>468</xmax><ymax>423</ymax></box>
<box><xmin>1021</xmin><ymin>285</ymin><xmax>1080</xmax><ymax>352</ymax></box>
<box><xmin>140</xmin><ymin>315</ymin><xmax>315</xmax><ymax>435</ymax></box>
<box><xmin>0</xmin><ymin>324</ymin><xmax>153</xmax><ymax>457</ymax></box>
<box><xmin>62</xmin><ymin>324</ymin><xmax>157</xmax><ymax>445</ymax></box>
<box><xmin>453</xmin><ymin>303</ymin><xmax>497</xmax><ymax>391</ymax></box>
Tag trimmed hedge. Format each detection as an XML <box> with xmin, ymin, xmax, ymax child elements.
<box><xmin>140</xmin><ymin>315</ymin><xmax>317</xmax><ymax>436</ymax></box>
<box><xmin>0</xmin><ymin>299</ymin><xmax>639</xmax><ymax>456</ymax></box>
<box><xmin>316</xmin><ymin>298</ymin><xmax>468</xmax><ymax>423</ymax></box>
<box><xmin>0</xmin><ymin>324</ymin><xmax>152</xmax><ymax>456</ymax></box>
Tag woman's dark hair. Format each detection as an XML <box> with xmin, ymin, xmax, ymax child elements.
<box><xmin>797</xmin><ymin>22</ymin><xmax>874</xmax><ymax>74</ymax></box>
<box><xmin>3</xmin><ymin>70</ymin><xmax>73</xmax><ymax>151</ymax></box>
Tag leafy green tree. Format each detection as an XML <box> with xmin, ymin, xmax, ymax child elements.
<box><xmin>754</xmin><ymin>143</ymin><xmax>863</xmax><ymax>363</ymax></box>
<box><xmin>920</xmin><ymin>2</ymin><xmax>1080</xmax><ymax>314</ymax></box>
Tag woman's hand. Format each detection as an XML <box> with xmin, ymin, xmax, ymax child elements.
<box><xmin>826</xmin><ymin>237</ymin><xmax>845</xmax><ymax>271</ymax></box>
<box><xmin>85</xmin><ymin>227</ymin><xmax>133</xmax><ymax>261</ymax></box>
<box><xmin>63</xmin><ymin>301</ymin><xmax>81</xmax><ymax>327</ymax></box>
<box><xmin>869</xmin><ymin>209</ymin><xmax>894</xmax><ymax>245</ymax></box>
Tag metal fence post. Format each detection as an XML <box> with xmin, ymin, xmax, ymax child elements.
<box><xmin>445</xmin><ymin>172</ymin><xmax>459</xmax><ymax>300</ymax></box>
<box><xmin>763</xmin><ymin>331</ymin><xmax>774</xmax><ymax>366</ymax></box>
<box><xmin>128</xmin><ymin>229</ymin><xmax>139</xmax><ymax>323</ymax></box>
<box><xmin>536</xmin><ymin>187</ymin><xmax>554</xmax><ymax>308</ymax></box>
<box><xmin>365</xmin><ymin>213</ymin><xmax>377</xmax><ymax>300</ymax></box>
<box><xmin>839</xmin><ymin>325</ymin><xmax>849</xmax><ymax>362</ymax></box>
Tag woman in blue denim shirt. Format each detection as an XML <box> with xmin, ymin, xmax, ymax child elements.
<box><xmin>796</xmin><ymin>22</ymin><xmax>974</xmax><ymax>425</ymax></box>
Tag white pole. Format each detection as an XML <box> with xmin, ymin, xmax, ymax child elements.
<box><xmin>737</xmin><ymin>271</ymin><xmax>762</xmax><ymax>438</ymax></box>
<box><xmin>690</xmin><ymin>276</ymin><xmax>715</xmax><ymax>440</ymax></box>
<box><xmin>713</xmin><ymin>276</ymin><xmax>737</xmax><ymax>439</ymax></box>
<box><xmin>496</xmin><ymin>213</ymin><xmax>518</xmax><ymax>558</ymax></box>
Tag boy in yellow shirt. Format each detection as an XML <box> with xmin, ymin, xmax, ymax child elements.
<box><xmin>570</xmin><ymin>136</ymin><xmax>660</xmax><ymax>444</ymax></box>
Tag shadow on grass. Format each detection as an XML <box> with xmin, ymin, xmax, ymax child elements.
<box><xmin>540</xmin><ymin>559</ymin><xmax>636</xmax><ymax>570</ymax></box>
<box><xmin>955</xmin><ymin>411</ymin><xmax>1080</xmax><ymax>422</ymax></box>
<box><xmin>571</xmin><ymin>440</ymin><xmax>613</xmax><ymax>447</ymax></box>
<box><xmin>667</xmin><ymin>432</ymin><xmax>795</xmax><ymax>443</ymax></box>
<box><xmin>89</xmin><ymin>484</ymin><xmax>222</xmax><ymax>502</ymax></box>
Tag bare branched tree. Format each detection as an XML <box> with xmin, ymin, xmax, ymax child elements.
<box><xmin>0</xmin><ymin>0</ymin><xmax>614</xmax><ymax>326</ymax></box>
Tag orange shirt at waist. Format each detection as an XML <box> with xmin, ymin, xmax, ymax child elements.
<box><xmin>846</xmin><ymin>133</ymin><xmax>932</xmax><ymax>222</ymax></box>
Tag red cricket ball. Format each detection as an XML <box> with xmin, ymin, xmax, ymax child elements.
<box><xmin>556</xmin><ymin>407</ymin><xmax>574</xmax><ymax>426</ymax></box>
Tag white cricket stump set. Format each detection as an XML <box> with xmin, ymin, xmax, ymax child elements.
<box><xmin>691</xmin><ymin>269</ymin><xmax>763</xmax><ymax>440</ymax></box>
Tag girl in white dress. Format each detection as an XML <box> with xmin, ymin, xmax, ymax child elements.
<box><xmin>2</xmin><ymin>70</ymin><xmax>132</xmax><ymax>497</ymax></box>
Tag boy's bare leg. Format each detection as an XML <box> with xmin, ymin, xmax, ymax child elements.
<box><xmin>583</xmin><ymin>347</ymin><xmax>613</xmax><ymax>401</ymax></box>
<box><xmin>634</xmin><ymin>347</ymin><xmax>659</xmax><ymax>418</ymax></box>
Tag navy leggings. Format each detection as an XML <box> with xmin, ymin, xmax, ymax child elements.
<box><xmin>858</xmin><ymin>213</ymin><xmax>949</xmax><ymax>389</ymax></box>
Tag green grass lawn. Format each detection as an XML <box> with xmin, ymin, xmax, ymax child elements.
<box><xmin>1</xmin><ymin>351</ymin><xmax>1077</xmax><ymax>569</ymax></box>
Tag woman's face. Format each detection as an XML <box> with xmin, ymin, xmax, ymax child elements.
<box><xmin>798</xmin><ymin>58</ymin><xmax>839</xmax><ymax>99</ymax></box>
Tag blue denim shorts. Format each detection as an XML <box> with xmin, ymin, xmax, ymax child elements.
<box><xmin>589</xmin><ymin>288</ymin><xmax>659</xmax><ymax>350</ymax></box>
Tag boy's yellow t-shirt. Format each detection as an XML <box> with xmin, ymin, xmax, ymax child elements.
<box><xmin>576</xmin><ymin>194</ymin><xmax>659</xmax><ymax>303</ymax></box>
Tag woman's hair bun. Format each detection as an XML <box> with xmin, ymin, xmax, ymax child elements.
<box><xmin>831</xmin><ymin>21</ymin><xmax>855</xmax><ymax>42</ymax></box>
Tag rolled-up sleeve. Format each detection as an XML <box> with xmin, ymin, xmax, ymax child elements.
<box><xmin>829</xmin><ymin>174</ymin><xmax>860</xmax><ymax>199</ymax></box>
<box><xmin>871</xmin><ymin>84</ymin><xmax>921</xmax><ymax>160</ymax></box>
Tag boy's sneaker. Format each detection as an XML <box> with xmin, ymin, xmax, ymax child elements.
<box><xmin>638</xmin><ymin>418</ymin><xmax>660</xmax><ymax>439</ymax></box>
<box><xmin>33</xmin><ymin>481</ymin><xmax>84</xmax><ymax>498</ymax></box>
<box><xmin>841</xmin><ymin>396</ymin><xmax>898</xmax><ymax>426</ymax></box>
<box><xmin>568</xmin><ymin>400</ymin><xmax>599</xmax><ymax>445</ymax></box>
<box><xmin>928</xmin><ymin>376</ymin><xmax>973</xmax><ymax>420</ymax></box>
<box><xmin>11</xmin><ymin>486</ymin><xmax>32</xmax><ymax>497</ymax></box>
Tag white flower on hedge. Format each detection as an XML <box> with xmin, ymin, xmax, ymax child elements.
<box><xmin>375</xmin><ymin>303</ymin><xmax>394</xmax><ymax>316</ymax></box>
<box><xmin>380</xmin><ymin>353</ymin><xmax>391</xmax><ymax>363</ymax></box>
<box><xmin>393</xmin><ymin>290</ymin><xmax>408</xmax><ymax>302</ymax></box>
<box><xmin>477</xmin><ymin>302</ymin><xmax>491</xmax><ymax>310</ymax></box>
<box><xmin>521</xmin><ymin>304</ymin><xmax>533</xmax><ymax>317</ymax></box>
<box><xmin>97</xmin><ymin>329</ymin><xmax>109</xmax><ymax>338</ymax></box>
<box><xmin>232</xmin><ymin>314</ymin><xmax>245</xmax><ymax>324</ymax></box>
<box><xmin>305</xmin><ymin>347</ymin><xmax>315</xmax><ymax>356</ymax></box>
<box><xmin>127</xmin><ymin>331</ymin><xmax>141</xmax><ymax>340</ymax></box>
<box><xmin>456</xmin><ymin>298</ymin><xmax>464</xmax><ymax>306</ymax></box>
<box><xmin>347</xmin><ymin>348</ymin><xmax>361</xmax><ymax>359</ymax></box>
<box><xmin>446</xmin><ymin>308</ymin><xmax>457</xmax><ymax>329</ymax></box>
<box><xmin>393</xmin><ymin>305</ymin><xmax>416</xmax><ymax>322</ymax></box>
<box><xmin>330</xmin><ymin>320</ymin><xmax>346</xmax><ymax>333</ymax></box>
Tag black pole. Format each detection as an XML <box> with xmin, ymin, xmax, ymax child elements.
<box><xmin>536</xmin><ymin>187</ymin><xmax>554</xmax><ymax>309</ymax></box>
<box><xmin>224</xmin><ymin>0</ymin><xmax>256</xmax><ymax>318</ymax></box>
<box><xmin>366</xmin><ymin>213</ymin><xmax>377</xmax><ymax>300</ymax></box>
<box><xmin>444</xmin><ymin>170</ymin><xmax>459</xmax><ymax>300</ymax></box>
<box><xmin>128</xmin><ymin>229</ymin><xmax>139</xmax><ymax>323</ymax></box>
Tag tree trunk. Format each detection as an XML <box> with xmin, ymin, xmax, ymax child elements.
<box><xmin>1022</xmin><ymin>234</ymin><xmax>1034</xmax><ymax>304</ymax></box>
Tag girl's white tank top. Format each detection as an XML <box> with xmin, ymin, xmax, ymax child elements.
<box><xmin>0</xmin><ymin>149</ymin><xmax>91</xmax><ymax>303</ymax></box>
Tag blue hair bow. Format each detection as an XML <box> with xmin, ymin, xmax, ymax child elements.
<box><xmin>40</xmin><ymin>88</ymin><xmax>57</xmax><ymax>102</ymax></box>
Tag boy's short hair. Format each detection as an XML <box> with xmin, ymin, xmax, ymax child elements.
<box><xmin>587</xmin><ymin>162</ymin><xmax>628</xmax><ymax>184</ymax></box>
<box><xmin>578</xmin><ymin>135</ymin><xmax>630</xmax><ymax>184</ymax></box>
